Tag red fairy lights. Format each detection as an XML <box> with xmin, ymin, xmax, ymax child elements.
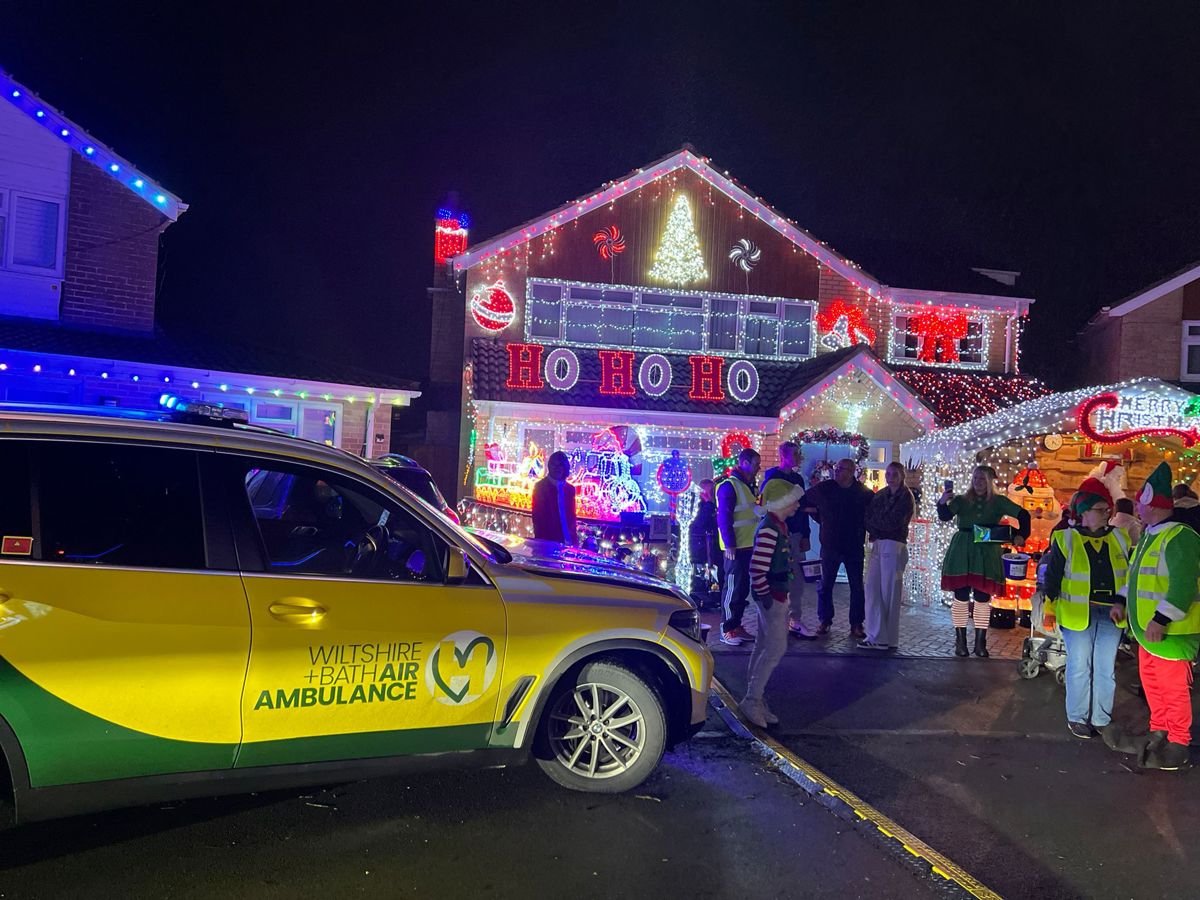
<box><xmin>592</xmin><ymin>225</ymin><xmax>626</xmax><ymax>260</ymax></box>
<box><xmin>912</xmin><ymin>309</ymin><xmax>969</xmax><ymax>363</ymax></box>
<box><xmin>816</xmin><ymin>299</ymin><xmax>876</xmax><ymax>348</ymax></box>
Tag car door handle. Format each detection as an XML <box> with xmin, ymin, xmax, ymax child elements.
<box><xmin>268</xmin><ymin>599</ymin><xmax>326</xmax><ymax>623</ymax></box>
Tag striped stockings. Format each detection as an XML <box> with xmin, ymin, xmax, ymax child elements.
<box><xmin>951</xmin><ymin>588</ymin><xmax>991</xmax><ymax>630</ymax></box>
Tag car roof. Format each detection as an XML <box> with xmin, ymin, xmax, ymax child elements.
<box><xmin>0</xmin><ymin>404</ymin><xmax>372</xmax><ymax>478</ymax></box>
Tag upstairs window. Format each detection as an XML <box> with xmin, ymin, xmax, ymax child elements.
<box><xmin>0</xmin><ymin>189</ymin><xmax>64</xmax><ymax>275</ymax></box>
<box><xmin>891</xmin><ymin>312</ymin><xmax>987</xmax><ymax>368</ymax></box>
<box><xmin>1183</xmin><ymin>321</ymin><xmax>1200</xmax><ymax>381</ymax></box>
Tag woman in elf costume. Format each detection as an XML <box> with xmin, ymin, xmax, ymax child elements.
<box><xmin>1039</xmin><ymin>477</ymin><xmax>1131</xmax><ymax>740</ymax></box>
<box><xmin>738</xmin><ymin>479</ymin><xmax>805</xmax><ymax>729</ymax></box>
<box><xmin>938</xmin><ymin>465</ymin><xmax>1031</xmax><ymax>658</ymax></box>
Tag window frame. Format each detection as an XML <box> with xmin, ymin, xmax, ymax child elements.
<box><xmin>1181</xmin><ymin>320</ymin><xmax>1200</xmax><ymax>382</ymax></box>
<box><xmin>524</xmin><ymin>277</ymin><xmax>817</xmax><ymax>361</ymax></box>
<box><xmin>888</xmin><ymin>310</ymin><xmax>989</xmax><ymax>370</ymax></box>
<box><xmin>0</xmin><ymin>186</ymin><xmax>67</xmax><ymax>277</ymax></box>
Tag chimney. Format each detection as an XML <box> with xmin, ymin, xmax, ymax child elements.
<box><xmin>434</xmin><ymin>192</ymin><xmax>469</xmax><ymax>285</ymax></box>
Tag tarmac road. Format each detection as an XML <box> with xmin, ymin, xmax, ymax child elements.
<box><xmin>0</xmin><ymin>708</ymin><xmax>944</xmax><ymax>900</ymax></box>
<box><xmin>716</xmin><ymin>650</ymin><xmax>1200</xmax><ymax>900</ymax></box>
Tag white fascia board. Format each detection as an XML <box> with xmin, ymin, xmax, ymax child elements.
<box><xmin>1105</xmin><ymin>263</ymin><xmax>1200</xmax><ymax>318</ymax></box>
<box><xmin>0</xmin><ymin>347</ymin><xmax>420</xmax><ymax>404</ymax></box>
<box><xmin>885</xmin><ymin>287</ymin><xmax>1033</xmax><ymax>314</ymax></box>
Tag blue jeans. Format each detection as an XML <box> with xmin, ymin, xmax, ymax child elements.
<box><xmin>1059</xmin><ymin>612</ymin><xmax>1122</xmax><ymax>727</ymax></box>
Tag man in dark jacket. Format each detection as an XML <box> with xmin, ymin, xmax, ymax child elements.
<box><xmin>531</xmin><ymin>451</ymin><xmax>577</xmax><ymax>546</ymax></box>
<box><xmin>762</xmin><ymin>442</ymin><xmax>818</xmax><ymax>639</ymax></box>
<box><xmin>804</xmin><ymin>458</ymin><xmax>873</xmax><ymax>638</ymax></box>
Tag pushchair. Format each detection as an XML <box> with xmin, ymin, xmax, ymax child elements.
<box><xmin>1018</xmin><ymin>588</ymin><xmax>1067</xmax><ymax>684</ymax></box>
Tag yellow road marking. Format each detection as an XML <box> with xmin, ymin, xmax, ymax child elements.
<box><xmin>711</xmin><ymin>678</ymin><xmax>1004</xmax><ymax>900</ymax></box>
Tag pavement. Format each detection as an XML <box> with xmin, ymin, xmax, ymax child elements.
<box><xmin>714</xmin><ymin>644</ymin><xmax>1200</xmax><ymax>899</ymax></box>
<box><xmin>0</xmin><ymin>707</ymin><xmax>947</xmax><ymax>900</ymax></box>
<box><xmin>700</xmin><ymin>583</ymin><xmax>1028</xmax><ymax>659</ymax></box>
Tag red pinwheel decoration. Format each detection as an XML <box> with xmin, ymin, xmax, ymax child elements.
<box><xmin>593</xmin><ymin>225</ymin><xmax>626</xmax><ymax>260</ymax></box>
<box><xmin>911</xmin><ymin>309</ymin><xmax>969</xmax><ymax>364</ymax></box>
<box><xmin>593</xmin><ymin>225</ymin><xmax>626</xmax><ymax>282</ymax></box>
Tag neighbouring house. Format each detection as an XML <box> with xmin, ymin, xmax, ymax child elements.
<box><xmin>1077</xmin><ymin>259</ymin><xmax>1200</xmax><ymax>387</ymax></box>
<box><xmin>0</xmin><ymin>67</ymin><xmax>418</xmax><ymax>455</ymax></box>
<box><xmin>429</xmin><ymin>147</ymin><xmax>1048</xmax><ymax>539</ymax></box>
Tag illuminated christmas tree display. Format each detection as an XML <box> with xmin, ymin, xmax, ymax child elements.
<box><xmin>649</xmin><ymin>194</ymin><xmax>707</xmax><ymax>286</ymax></box>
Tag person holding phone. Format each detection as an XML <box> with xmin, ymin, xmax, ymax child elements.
<box><xmin>1038</xmin><ymin>477</ymin><xmax>1131</xmax><ymax>739</ymax></box>
<box><xmin>938</xmin><ymin>465</ymin><xmax>1031</xmax><ymax>658</ymax></box>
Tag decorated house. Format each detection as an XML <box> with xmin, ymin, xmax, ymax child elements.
<box><xmin>0</xmin><ymin>68</ymin><xmax>418</xmax><ymax>454</ymax></box>
<box><xmin>440</xmin><ymin>147</ymin><xmax>1046</xmax><ymax>551</ymax></box>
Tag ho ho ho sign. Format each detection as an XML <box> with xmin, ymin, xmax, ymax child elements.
<box><xmin>504</xmin><ymin>343</ymin><xmax>761</xmax><ymax>403</ymax></box>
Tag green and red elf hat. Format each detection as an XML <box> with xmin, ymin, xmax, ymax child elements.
<box><xmin>1138</xmin><ymin>461</ymin><xmax>1175</xmax><ymax>510</ymax></box>
<box><xmin>1069</xmin><ymin>477</ymin><xmax>1113</xmax><ymax>519</ymax></box>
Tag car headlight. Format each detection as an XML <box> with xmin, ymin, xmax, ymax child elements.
<box><xmin>669</xmin><ymin>609</ymin><xmax>703</xmax><ymax>643</ymax></box>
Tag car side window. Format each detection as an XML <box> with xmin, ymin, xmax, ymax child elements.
<box><xmin>241</xmin><ymin>464</ymin><xmax>443</xmax><ymax>582</ymax></box>
<box><xmin>37</xmin><ymin>442</ymin><xmax>206</xmax><ymax>569</ymax></box>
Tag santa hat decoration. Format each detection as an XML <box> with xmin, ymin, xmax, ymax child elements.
<box><xmin>1087</xmin><ymin>459</ymin><xmax>1126</xmax><ymax>502</ymax></box>
<box><xmin>1069</xmin><ymin>477</ymin><xmax>1114</xmax><ymax>520</ymax></box>
<box><xmin>1138</xmin><ymin>462</ymin><xmax>1175</xmax><ymax>510</ymax></box>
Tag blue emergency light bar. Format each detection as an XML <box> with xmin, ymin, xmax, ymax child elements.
<box><xmin>158</xmin><ymin>394</ymin><xmax>250</xmax><ymax>425</ymax></box>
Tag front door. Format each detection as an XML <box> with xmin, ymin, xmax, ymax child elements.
<box><xmin>0</xmin><ymin>440</ymin><xmax>250</xmax><ymax>788</ymax></box>
<box><xmin>222</xmin><ymin>456</ymin><xmax>506</xmax><ymax>768</ymax></box>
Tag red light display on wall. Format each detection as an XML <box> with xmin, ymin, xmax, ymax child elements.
<box><xmin>434</xmin><ymin>215</ymin><xmax>469</xmax><ymax>265</ymax></box>
<box><xmin>688</xmin><ymin>355</ymin><xmax>725</xmax><ymax>401</ymax></box>
<box><xmin>912</xmin><ymin>309</ymin><xmax>969</xmax><ymax>363</ymax></box>
<box><xmin>598</xmin><ymin>350</ymin><xmax>637</xmax><ymax>396</ymax></box>
<box><xmin>505</xmin><ymin>343</ymin><xmax>545</xmax><ymax>390</ymax></box>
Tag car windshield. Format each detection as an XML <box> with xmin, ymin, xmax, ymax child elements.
<box><xmin>373</xmin><ymin>473</ymin><xmax>512</xmax><ymax>565</ymax></box>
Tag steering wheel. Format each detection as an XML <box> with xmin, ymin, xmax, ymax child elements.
<box><xmin>351</xmin><ymin>523</ymin><xmax>389</xmax><ymax>575</ymax></box>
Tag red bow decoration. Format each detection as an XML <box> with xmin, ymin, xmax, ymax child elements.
<box><xmin>911</xmin><ymin>310</ymin><xmax>969</xmax><ymax>363</ymax></box>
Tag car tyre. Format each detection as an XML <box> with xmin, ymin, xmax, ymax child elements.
<box><xmin>534</xmin><ymin>660</ymin><xmax>666</xmax><ymax>794</ymax></box>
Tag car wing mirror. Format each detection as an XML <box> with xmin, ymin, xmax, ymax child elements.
<box><xmin>447</xmin><ymin>547</ymin><xmax>469</xmax><ymax>583</ymax></box>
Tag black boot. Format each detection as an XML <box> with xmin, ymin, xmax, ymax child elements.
<box><xmin>973</xmin><ymin>629</ymin><xmax>989</xmax><ymax>658</ymax></box>
<box><xmin>955</xmin><ymin>627</ymin><xmax>969</xmax><ymax>657</ymax></box>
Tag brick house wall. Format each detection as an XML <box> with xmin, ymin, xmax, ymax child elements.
<box><xmin>61</xmin><ymin>154</ymin><xmax>168</xmax><ymax>332</ymax></box>
<box><xmin>1078</xmin><ymin>279</ymin><xmax>1200</xmax><ymax>386</ymax></box>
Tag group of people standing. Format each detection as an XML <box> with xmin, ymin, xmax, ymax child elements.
<box><xmin>694</xmin><ymin>442</ymin><xmax>916</xmax><ymax>727</ymax></box>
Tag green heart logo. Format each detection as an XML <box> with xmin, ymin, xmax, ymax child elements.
<box><xmin>431</xmin><ymin>635</ymin><xmax>495</xmax><ymax>703</ymax></box>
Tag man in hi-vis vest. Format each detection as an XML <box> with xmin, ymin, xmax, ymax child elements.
<box><xmin>1040</xmin><ymin>477</ymin><xmax>1131</xmax><ymax>740</ymax></box>
<box><xmin>1107</xmin><ymin>462</ymin><xmax>1200</xmax><ymax>771</ymax></box>
<box><xmin>717</xmin><ymin>447</ymin><xmax>761</xmax><ymax>646</ymax></box>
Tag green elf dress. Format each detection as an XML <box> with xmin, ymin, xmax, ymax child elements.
<box><xmin>938</xmin><ymin>493</ymin><xmax>1032</xmax><ymax>596</ymax></box>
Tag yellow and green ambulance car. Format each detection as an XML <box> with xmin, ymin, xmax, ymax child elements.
<box><xmin>0</xmin><ymin>402</ymin><xmax>712</xmax><ymax>823</ymax></box>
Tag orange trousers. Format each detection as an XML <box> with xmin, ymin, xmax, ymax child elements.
<box><xmin>1139</xmin><ymin>646</ymin><xmax>1194</xmax><ymax>746</ymax></box>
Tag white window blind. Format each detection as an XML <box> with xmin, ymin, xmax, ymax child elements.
<box><xmin>12</xmin><ymin>196</ymin><xmax>60</xmax><ymax>270</ymax></box>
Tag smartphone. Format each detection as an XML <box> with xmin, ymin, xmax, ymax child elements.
<box><xmin>943</xmin><ymin>479</ymin><xmax>953</xmax><ymax>492</ymax></box>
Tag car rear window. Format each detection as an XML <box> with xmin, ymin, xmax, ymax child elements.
<box><xmin>37</xmin><ymin>442</ymin><xmax>207</xmax><ymax>570</ymax></box>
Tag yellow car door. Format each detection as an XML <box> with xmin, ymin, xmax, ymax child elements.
<box><xmin>0</xmin><ymin>440</ymin><xmax>250</xmax><ymax>788</ymax></box>
<box><xmin>220</xmin><ymin>456</ymin><xmax>507</xmax><ymax>768</ymax></box>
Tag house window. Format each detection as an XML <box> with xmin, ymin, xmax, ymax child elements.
<box><xmin>525</xmin><ymin>278</ymin><xmax>815</xmax><ymax>360</ymax></box>
<box><xmin>0</xmin><ymin>188</ymin><xmax>65</xmax><ymax>275</ymax></box>
<box><xmin>1183</xmin><ymin>321</ymin><xmax>1200</xmax><ymax>381</ymax></box>
<box><xmin>202</xmin><ymin>394</ymin><xmax>342</xmax><ymax>445</ymax></box>
<box><xmin>890</xmin><ymin>313</ymin><xmax>987</xmax><ymax>368</ymax></box>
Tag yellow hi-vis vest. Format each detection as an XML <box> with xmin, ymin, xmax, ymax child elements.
<box><xmin>1129</xmin><ymin>523</ymin><xmax>1200</xmax><ymax>635</ymax></box>
<box><xmin>717</xmin><ymin>475</ymin><xmax>758</xmax><ymax>551</ymax></box>
<box><xmin>1051</xmin><ymin>527</ymin><xmax>1130</xmax><ymax>632</ymax></box>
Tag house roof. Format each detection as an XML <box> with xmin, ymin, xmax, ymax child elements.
<box><xmin>471</xmin><ymin>338</ymin><xmax>1038</xmax><ymax>430</ymax></box>
<box><xmin>0</xmin><ymin>67</ymin><xmax>186</xmax><ymax>221</ymax></box>
<box><xmin>450</xmin><ymin>146</ymin><xmax>1033</xmax><ymax>313</ymax></box>
<box><xmin>0</xmin><ymin>316</ymin><xmax>418</xmax><ymax>393</ymax></box>
<box><xmin>1087</xmin><ymin>257</ymin><xmax>1200</xmax><ymax>323</ymax></box>
<box><xmin>892</xmin><ymin>368</ymin><xmax>1052</xmax><ymax>426</ymax></box>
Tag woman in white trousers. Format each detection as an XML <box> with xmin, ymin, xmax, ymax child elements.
<box><xmin>861</xmin><ymin>462</ymin><xmax>915</xmax><ymax>650</ymax></box>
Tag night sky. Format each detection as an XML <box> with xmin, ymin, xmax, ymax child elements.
<box><xmin>3</xmin><ymin>1</ymin><xmax>1200</xmax><ymax>387</ymax></box>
